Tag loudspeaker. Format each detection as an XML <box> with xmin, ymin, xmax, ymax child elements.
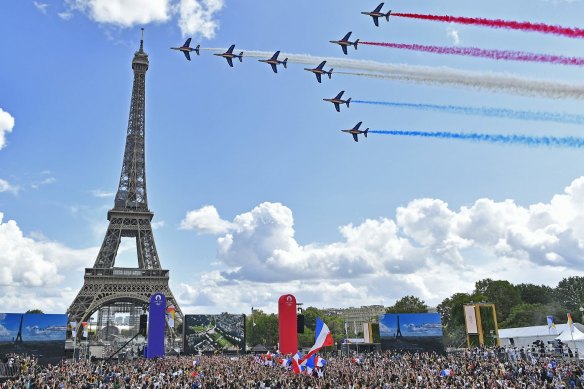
<box><xmin>139</xmin><ymin>314</ymin><xmax>148</xmax><ymax>335</ymax></box>
<box><xmin>297</xmin><ymin>314</ymin><xmax>304</xmax><ymax>333</ymax></box>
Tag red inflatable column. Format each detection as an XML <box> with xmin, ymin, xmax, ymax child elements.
<box><xmin>278</xmin><ymin>294</ymin><xmax>298</xmax><ymax>354</ymax></box>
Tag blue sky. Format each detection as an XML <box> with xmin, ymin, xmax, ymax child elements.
<box><xmin>0</xmin><ymin>313</ymin><xmax>68</xmax><ymax>342</ymax></box>
<box><xmin>379</xmin><ymin>313</ymin><xmax>443</xmax><ymax>338</ymax></box>
<box><xmin>2</xmin><ymin>0</ymin><xmax>584</xmax><ymax>315</ymax></box>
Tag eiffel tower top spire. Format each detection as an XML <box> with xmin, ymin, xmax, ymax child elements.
<box><xmin>115</xmin><ymin>28</ymin><xmax>149</xmax><ymax>211</ymax></box>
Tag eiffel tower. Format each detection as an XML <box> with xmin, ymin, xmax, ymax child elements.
<box><xmin>68</xmin><ymin>30</ymin><xmax>182</xmax><ymax>331</ymax></box>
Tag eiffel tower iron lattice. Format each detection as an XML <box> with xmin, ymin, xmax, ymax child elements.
<box><xmin>68</xmin><ymin>30</ymin><xmax>182</xmax><ymax>329</ymax></box>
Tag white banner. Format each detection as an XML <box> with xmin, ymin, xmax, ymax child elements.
<box><xmin>464</xmin><ymin>305</ymin><xmax>478</xmax><ymax>334</ymax></box>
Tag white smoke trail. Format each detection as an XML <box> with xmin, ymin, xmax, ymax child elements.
<box><xmin>200</xmin><ymin>47</ymin><xmax>584</xmax><ymax>99</ymax></box>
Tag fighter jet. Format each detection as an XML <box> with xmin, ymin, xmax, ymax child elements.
<box><xmin>170</xmin><ymin>38</ymin><xmax>200</xmax><ymax>61</ymax></box>
<box><xmin>330</xmin><ymin>32</ymin><xmax>359</xmax><ymax>55</ymax></box>
<box><xmin>361</xmin><ymin>3</ymin><xmax>391</xmax><ymax>27</ymax></box>
<box><xmin>258</xmin><ymin>51</ymin><xmax>288</xmax><ymax>73</ymax></box>
<box><xmin>323</xmin><ymin>91</ymin><xmax>351</xmax><ymax>112</ymax></box>
<box><xmin>304</xmin><ymin>61</ymin><xmax>333</xmax><ymax>83</ymax></box>
<box><xmin>341</xmin><ymin>122</ymin><xmax>369</xmax><ymax>142</ymax></box>
<box><xmin>214</xmin><ymin>45</ymin><xmax>243</xmax><ymax>67</ymax></box>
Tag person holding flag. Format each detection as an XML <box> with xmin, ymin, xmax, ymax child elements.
<box><xmin>300</xmin><ymin>318</ymin><xmax>334</xmax><ymax>363</ymax></box>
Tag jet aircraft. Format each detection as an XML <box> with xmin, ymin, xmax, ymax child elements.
<box><xmin>342</xmin><ymin>122</ymin><xmax>369</xmax><ymax>142</ymax></box>
<box><xmin>258</xmin><ymin>51</ymin><xmax>288</xmax><ymax>73</ymax></box>
<box><xmin>330</xmin><ymin>32</ymin><xmax>359</xmax><ymax>55</ymax></box>
<box><xmin>214</xmin><ymin>45</ymin><xmax>243</xmax><ymax>67</ymax></box>
<box><xmin>170</xmin><ymin>38</ymin><xmax>200</xmax><ymax>61</ymax></box>
<box><xmin>361</xmin><ymin>3</ymin><xmax>391</xmax><ymax>27</ymax></box>
<box><xmin>304</xmin><ymin>61</ymin><xmax>333</xmax><ymax>83</ymax></box>
<box><xmin>323</xmin><ymin>91</ymin><xmax>351</xmax><ymax>112</ymax></box>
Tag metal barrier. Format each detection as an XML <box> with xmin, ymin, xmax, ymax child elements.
<box><xmin>0</xmin><ymin>361</ymin><xmax>21</xmax><ymax>380</ymax></box>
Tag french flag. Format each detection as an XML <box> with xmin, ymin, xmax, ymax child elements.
<box><xmin>301</xmin><ymin>318</ymin><xmax>334</xmax><ymax>362</ymax></box>
<box><xmin>292</xmin><ymin>352</ymin><xmax>305</xmax><ymax>374</ymax></box>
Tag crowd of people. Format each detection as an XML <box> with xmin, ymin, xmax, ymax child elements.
<box><xmin>0</xmin><ymin>346</ymin><xmax>582</xmax><ymax>388</ymax></box>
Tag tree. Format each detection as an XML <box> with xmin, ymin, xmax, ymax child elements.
<box><xmin>246</xmin><ymin>309</ymin><xmax>279</xmax><ymax>349</ymax></box>
<box><xmin>555</xmin><ymin>276</ymin><xmax>584</xmax><ymax>312</ymax></box>
<box><xmin>386</xmin><ymin>295</ymin><xmax>428</xmax><ymax>314</ymax></box>
<box><xmin>501</xmin><ymin>303</ymin><xmax>568</xmax><ymax>328</ymax></box>
<box><xmin>436</xmin><ymin>292</ymin><xmax>487</xmax><ymax>347</ymax></box>
<box><xmin>25</xmin><ymin>309</ymin><xmax>44</xmax><ymax>314</ymax></box>
<box><xmin>474</xmin><ymin>279</ymin><xmax>521</xmax><ymax>323</ymax></box>
<box><xmin>302</xmin><ymin>307</ymin><xmax>321</xmax><ymax>331</ymax></box>
<box><xmin>515</xmin><ymin>283</ymin><xmax>554</xmax><ymax>305</ymax></box>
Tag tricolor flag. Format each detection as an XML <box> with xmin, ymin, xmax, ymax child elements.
<box><xmin>315</xmin><ymin>355</ymin><xmax>326</xmax><ymax>368</ymax></box>
<box><xmin>301</xmin><ymin>318</ymin><xmax>334</xmax><ymax>363</ymax></box>
<box><xmin>278</xmin><ymin>357</ymin><xmax>290</xmax><ymax>368</ymax></box>
<box><xmin>546</xmin><ymin>315</ymin><xmax>556</xmax><ymax>333</ymax></box>
<box><xmin>567</xmin><ymin>313</ymin><xmax>574</xmax><ymax>334</ymax></box>
<box><xmin>292</xmin><ymin>352</ymin><xmax>305</xmax><ymax>374</ymax></box>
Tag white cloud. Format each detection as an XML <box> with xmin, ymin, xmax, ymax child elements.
<box><xmin>180</xmin><ymin>205</ymin><xmax>233</xmax><ymax>234</ymax></box>
<box><xmin>0</xmin><ymin>179</ymin><xmax>19</xmax><ymax>195</ymax></box>
<box><xmin>177</xmin><ymin>0</ymin><xmax>224</xmax><ymax>38</ymax></box>
<box><xmin>0</xmin><ymin>212</ymin><xmax>96</xmax><ymax>312</ymax></box>
<box><xmin>0</xmin><ymin>108</ymin><xmax>15</xmax><ymax>150</ymax></box>
<box><xmin>33</xmin><ymin>1</ymin><xmax>49</xmax><ymax>14</ymax></box>
<box><xmin>180</xmin><ymin>177</ymin><xmax>584</xmax><ymax>311</ymax></box>
<box><xmin>58</xmin><ymin>11</ymin><xmax>74</xmax><ymax>20</ymax></box>
<box><xmin>90</xmin><ymin>189</ymin><xmax>115</xmax><ymax>198</ymax></box>
<box><xmin>66</xmin><ymin>0</ymin><xmax>171</xmax><ymax>27</ymax></box>
<box><xmin>446</xmin><ymin>23</ymin><xmax>460</xmax><ymax>45</ymax></box>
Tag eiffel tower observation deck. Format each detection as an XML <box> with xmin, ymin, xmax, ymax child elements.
<box><xmin>68</xmin><ymin>30</ymin><xmax>182</xmax><ymax>333</ymax></box>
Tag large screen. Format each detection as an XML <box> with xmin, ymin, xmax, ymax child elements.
<box><xmin>379</xmin><ymin>313</ymin><xmax>444</xmax><ymax>352</ymax></box>
<box><xmin>183</xmin><ymin>314</ymin><xmax>245</xmax><ymax>354</ymax></box>
<box><xmin>0</xmin><ymin>313</ymin><xmax>68</xmax><ymax>358</ymax></box>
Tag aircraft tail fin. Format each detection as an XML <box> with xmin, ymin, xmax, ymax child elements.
<box><xmin>238</xmin><ymin>52</ymin><xmax>244</xmax><ymax>62</ymax></box>
<box><xmin>364</xmin><ymin>129</ymin><xmax>369</xmax><ymax>138</ymax></box>
<box><xmin>283</xmin><ymin>58</ymin><xmax>288</xmax><ymax>69</ymax></box>
<box><xmin>328</xmin><ymin>69</ymin><xmax>333</xmax><ymax>79</ymax></box>
<box><xmin>386</xmin><ymin>11</ymin><xmax>391</xmax><ymax>21</ymax></box>
<box><xmin>354</xmin><ymin>39</ymin><xmax>359</xmax><ymax>49</ymax></box>
<box><xmin>195</xmin><ymin>44</ymin><xmax>200</xmax><ymax>55</ymax></box>
<box><xmin>346</xmin><ymin>98</ymin><xmax>351</xmax><ymax>108</ymax></box>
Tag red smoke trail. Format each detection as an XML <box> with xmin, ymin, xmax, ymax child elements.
<box><xmin>391</xmin><ymin>13</ymin><xmax>584</xmax><ymax>39</ymax></box>
<box><xmin>360</xmin><ymin>42</ymin><xmax>584</xmax><ymax>66</ymax></box>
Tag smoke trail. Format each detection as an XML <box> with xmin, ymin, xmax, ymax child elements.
<box><xmin>201</xmin><ymin>48</ymin><xmax>584</xmax><ymax>99</ymax></box>
<box><xmin>370</xmin><ymin>130</ymin><xmax>584</xmax><ymax>148</ymax></box>
<box><xmin>392</xmin><ymin>13</ymin><xmax>584</xmax><ymax>39</ymax></box>
<box><xmin>352</xmin><ymin>100</ymin><xmax>584</xmax><ymax>125</ymax></box>
<box><xmin>360</xmin><ymin>42</ymin><xmax>584</xmax><ymax>66</ymax></box>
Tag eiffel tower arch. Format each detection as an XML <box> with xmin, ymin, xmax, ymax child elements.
<box><xmin>67</xmin><ymin>30</ymin><xmax>182</xmax><ymax>337</ymax></box>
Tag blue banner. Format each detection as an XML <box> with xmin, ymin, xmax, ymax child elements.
<box><xmin>147</xmin><ymin>293</ymin><xmax>166</xmax><ymax>358</ymax></box>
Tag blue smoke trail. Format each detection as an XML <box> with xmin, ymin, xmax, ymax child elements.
<box><xmin>353</xmin><ymin>100</ymin><xmax>584</xmax><ymax>125</ymax></box>
<box><xmin>370</xmin><ymin>130</ymin><xmax>584</xmax><ymax>148</ymax></box>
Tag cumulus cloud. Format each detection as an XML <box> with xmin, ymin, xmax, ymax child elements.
<box><xmin>65</xmin><ymin>0</ymin><xmax>171</xmax><ymax>26</ymax></box>
<box><xmin>447</xmin><ymin>24</ymin><xmax>460</xmax><ymax>45</ymax></box>
<box><xmin>0</xmin><ymin>179</ymin><xmax>19</xmax><ymax>195</ymax></box>
<box><xmin>180</xmin><ymin>205</ymin><xmax>233</xmax><ymax>234</ymax></box>
<box><xmin>63</xmin><ymin>0</ymin><xmax>225</xmax><ymax>39</ymax></box>
<box><xmin>90</xmin><ymin>189</ymin><xmax>115</xmax><ymax>198</ymax></box>
<box><xmin>180</xmin><ymin>177</ymin><xmax>584</xmax><ymax>311</ymax></box>
<box><xmin>0</xmin><ymin>212</ymin><xmax>96</xmax><ymax>289</ymax></box>
<box><xmin>177</xmin><ymin>0</ymin><xmax>224</xmax><ymax>38</ymax></box>
<box><xmin>0</xmin><ymin>108</ymin><xmax>15</xmax><ymax>150</ymax></box>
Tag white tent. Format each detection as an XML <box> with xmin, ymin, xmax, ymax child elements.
<box><xmin>555</xmin><ymin>323</ymin><xmax>584</xmax><ymax>358</ymax></box>
<box><xmin>498</xmin><ymin>323</ymin><xmax>570</xmax><ymax>349</ymax></box>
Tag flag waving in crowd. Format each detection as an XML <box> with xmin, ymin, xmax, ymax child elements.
<box><xmin>301</xmin><ymin>318</ymin><xmax>334</xmax><ymax>363</ymax></box>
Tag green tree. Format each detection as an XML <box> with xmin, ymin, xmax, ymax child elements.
<box><xmin>515</xmin><ymin>283</ymin><xmax>554</xmax><ymax>305</ymax></box>
<box><xmin>555</xmin><ymin>276</ymin><xmax>584</xmax><ymax>313</ymax></box>
<box><xmin>302</xmin><ymin>307</ymin><xmax>321</xmax><ymax>331</ymax></box>
<box><xmin>436</xmin><ymin>292</ymin><xmax>486</xmax><ymax>347</ymax></box>
<box><xmin>25</xmin><ymin>309</ymin><xmax>44</xmax><ymax>314</ymax></box>
<box><xmin>501</xmin><ymin>303</ymin><xmax>568</xmax><ymax>328</ymax></box>
<box><xmin>246</xmin><ymin>309</ymin><xmax>279</xmax><ymax>349</ymax></box>
<box><xmin>474</xmin><ymin>279</ymin><xmax>521</xmax><ymax>323</ymax></box>
<box><xmin>386</xmin><ymin>295</ymin><xmax>428</xmax><ymax>313</ymax></box>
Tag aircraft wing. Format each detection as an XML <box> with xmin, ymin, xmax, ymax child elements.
<box><xmin>226</xmin><ymin>44</ymin><xmax>235</xmax><ymax>54</ymax></box>
<box><xmin>352</xmin><ymin>133</ymin><xmax>359</xmax><ymax>142</ymax></box>
<box><xmin>334</xmin><ymin>103</ymin><xmax>340</xmax><ymax>112</ymax></box>
<box><xmin>354</xmin><ymin>122</ymin><xmax>362</xmax><ymax>130</ymax></box>
<box><xmin>342</xmin><ymin>32</ymin><xmax>352</xmax><ymax>41</ymax></box>
<box><xmin>316</xmin><ymin>61</ymin><xmax>326</xmax><ymax>70</ymax></box>
<box><xmin>374</xmin><ymin>3</ymin><xmax>384</xmax><ymax>12</ymax></box>
<box><xmin>184</xmin><ymin>37</ymin><xmax>192</xmax><ymax>47</ymax></box>
<box><xmin>271</xmin><ymin>63</ymin><xmax>278</xmax><ymax>73</ymax></box>
<box><xmin>342</xmin><ymin>45</ymin><xmax>348</xmax><ymax>55</ymax></box>
<box><xmin>315</xmin><ymin>73</ymin><xmax>322</xmax><ymax>83</ymax></box>
<box><xmin>184</xmin><ymin>51</ymin><xmax>191</xmax><ymax>61</ymax></box>
<box><xmin>271</xmin><ymin>51</ymin><xmax>280</xmax><ymax>60</ymax></box>
<box><xmin>227</xmin><ymin>57</ymin><xmax>234</xmax><ymax>67</ymax></box>
<box><xmin>335</xmin><ymin>91</ymin><xmax>344</xmax><ymax>99</ymax></box>
<box><xmin>373</xmin><ymin>16</ymin><xmax>380</xmax><ymax>27</ymax></box>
